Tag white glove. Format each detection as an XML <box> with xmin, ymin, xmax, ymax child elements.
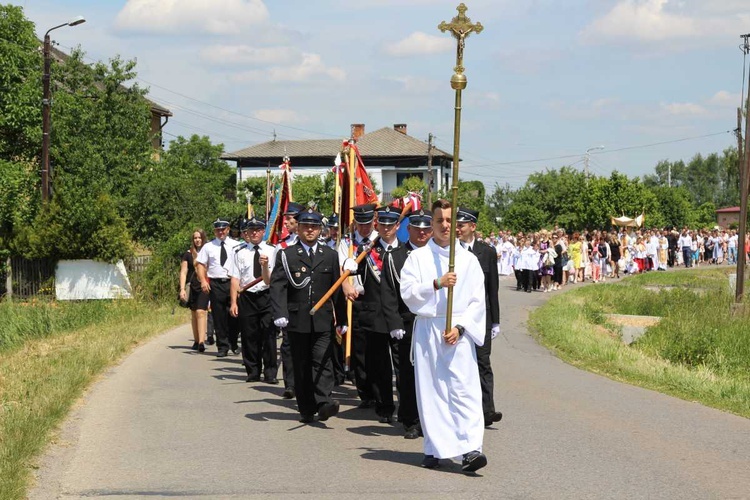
<box><xmin>390</xmin><ymin>329</ymin><xmax>405</xmax><ymax>340</ymax></box>
<box><xmin>342</xmin><ymin>258</ymin><xmax>358</xmax><ymax>273</ymax></box>
<box><xmin>354</xmin><ymin>283</ymin><xmax>365</xmax><ymax>295</ymax></box>
<box><xmin>274</xmin><ymin>317</ymin><xmax>288</xmax><ymax>328</ymax></box>
<box><xmin>336</xmin><ymin>325</ymin><xmax>348</xmax><ymax>336</ymax></box>
<box><xmin>491</xmin><ymin>324</ymin><xmax>500</xmax><ymax>340</ymax></box>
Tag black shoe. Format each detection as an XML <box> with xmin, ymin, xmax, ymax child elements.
<box><xmin>245</xmin><ymin>376</ymin><xmax>261</xmax><ymax>383</ymax></box>
<box><xmin>205</xmin><ymin>336</ymin><xmax>215</xmax><ymax>346</ymax></box>
<box><xmin>231</xmin><ymin>347</ymin><xmax>240</xmax><ymax>355</ymax></box>
<box><xmin>265</xmin><ymin>377</ymin><xmax>279</xmax><ymax>385</ymax></box>
<box><xmin>299</xmin><ymin>414</ymin><xmax>314</xmax><ymax>424</ymax></box>
<box><xmin>404</xmin><ymin>427</ymin><xmax>420</xmax><ymax>439</ymax></box>
<box><xmin>216</xmin><ymin>351</ymin><xmax>229</xmax><ymax>358</ymax></box>
<box><xmin>378</xmin><ymin>415</ymin><xmax>393</xmax><ymax>424</ymax></box>
<box><xmin>421</xmin><ymin>455</ymin><xmax>440</xmax><ymax>469</ymax></box>
<box><xmin>191</xmin><ymin>342</ymin><xmax>199</xmax><ymax>350</ymax></box>
<box><xmin>484</xmin><ymin>411</ymin><xmax>503</xmax><ymax>427</ymax></box>
<box><xmin>461</xmin><ymin>451</ymin><xmax>488</xmax><ymax>473</ymax></box>
<box><xmin>317</xmin><ymin>401</ymin><xmax>340</xmax><ymax>422</ymax></box>
<box><xmin>282</xmin><ymin>388</ymin><xmax>295</xmax><ymax>399</ymax></box>
<box><xmin>197</xmin><ymin>343</ymin><xmax>205</xmax><ymax>353</ymax></box>
<box><xmin>357</xmin><ymin>399</ymin><xmax>375</xmax><ymax>409</ymax></box>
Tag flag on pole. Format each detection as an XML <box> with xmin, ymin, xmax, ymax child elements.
<box><xmin>264</xmin><ymin>157</ymin><xmax>293</xmax><ymax>243</ymax></box>
<box><xmin>338</xmin><ymin>141</ymin><xmax>378</xmax><ymax>228</ymax></box>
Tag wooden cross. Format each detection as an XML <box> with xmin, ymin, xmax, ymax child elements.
<box><xmin>438</xmin><ymin>3</ymin><xmax>483</xmax><ymax>75</ymax></box>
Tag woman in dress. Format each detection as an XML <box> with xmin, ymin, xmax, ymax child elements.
<box><xmin>568</xmin><ymin>232</ymin><xmax>582</xmax><ymax>283</ymax></box>
<box><xmin>179</xmin><ymin>229</ymin><xmax>210</xmax><ymax>352</ymax></box>
<box><xmin>538</xmin><ymin>229</ymin><xmax>555</xmax><ymax>292</ymax></box>
<box><xmin>608</xmin><ymin>232</ymin><xmax>621</xmax><ymax>278</ymax></box>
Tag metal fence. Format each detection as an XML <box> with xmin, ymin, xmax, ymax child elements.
<box><xmin>0</xmin><ymin>255</ymin><xmax>153</xmax><ymax>299</ymax></box>
<box><xmin>0</xmin><ymin>257</ymin><xmax>57</xmax><ymax>299</ymax></box>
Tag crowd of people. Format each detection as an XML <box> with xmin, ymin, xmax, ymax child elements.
<box><xmin>178</xmin><ymin>200</ymin><xmax>500</xmax><ymax>473</ymax></box>
<box><xmin>471</xmin><ymin>226</ymin><xmax>750</xmax><ymax>293</ymax></box>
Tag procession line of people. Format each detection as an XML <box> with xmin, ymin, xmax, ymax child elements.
<box><xmin>183</xmin><ymin>199</ymin><xmax>499</xmax><ymax>473</ymax></box>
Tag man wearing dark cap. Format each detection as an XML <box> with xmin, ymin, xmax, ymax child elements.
<box><xmin>196</xmin><ymin>218</ymin><xmax>241</xmax><ymax>357</ymax></box>
<box><xmin>456</xmin><ymin>207</ymin><xmax>503</xmax><ymax>428</ymax></box>
<box><xmin>324</xmin><ymin>214</ymin><xmax>339</xmax><ymax>249</ymax></box>
<box><xmin>343</xmin><ymin>204</ymin><xmax>401</xmax><ymax>422</ymax></box>
<box><xmin>381</xmin><ymin>208</ymin><xmax>433</xmax><ymax>438</ymax></box>
<box><xmin>280</xmin><ymin>202</ymin><xmax>304</xmax><ymax>249</ymax></box>
<box><xmin>229</xmin><ymin>217</ymin><xmax>278</xmax><ymax>383</ymax></box>
<box><xmin>270</xmin><ymin>207</ymin><xmax>348</xmax><ymax>423</ymax></box>
<box><xmin>337</xmin><ymin>203</ymin><xmax>379</xmax><ymax>408</ymax></box>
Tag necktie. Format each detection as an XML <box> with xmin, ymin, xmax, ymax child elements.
<box><xmin>468</xmin><ymin>245</ymin><xmax>474</xmax><ymax>254</ymax></box>
<box><xmin>253</xmin><ymin>245</ymin><xmax>261</xmax><ymax>278</ymax></box>
<box><xmin>387</xmin><ymin>245</ymin><xmax>393</xmax><ymax>252</ymax></box>
<box><xmin>308</xmin><ymin>247</ymin><xmax>315</xmax><ymax>264</ymax></box>
<box><xmin>220</xmin><ymin>241</ymin><xmax>227</xmax><ymax>266</ymax></box>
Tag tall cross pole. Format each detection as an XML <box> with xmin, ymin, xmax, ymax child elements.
<box><xmin>438</xmin><ymin>3</ymin><xmax>483</xmax><ymax>333</ymax></box>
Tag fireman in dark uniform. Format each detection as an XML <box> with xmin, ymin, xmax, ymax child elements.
<box><xmin>270</xmin><ymin>208</ymin><xmax>348</xmax><ymax>423</ymax></box>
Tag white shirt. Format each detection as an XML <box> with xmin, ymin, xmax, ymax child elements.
<box><xmin>380</xmin><ymin>238</ymin><xmax>399</xmax><ymax>251</ymax></box>
<box><xmin>678</xmin><ymin>234</ymin><xmax>692</xmax><ymax>248</ymax></box>
<box><xmin>195</xmin><ymin>237</ymin><xmax>240</xmax><ymax>279</ymax></box>
<box><xmin>229</xmin><ymin>241</ymin><xmax>276</xmax><ymax>292</ymax></box>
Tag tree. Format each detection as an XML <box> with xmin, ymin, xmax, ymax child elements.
<box><xmin>126</xmin><ymin>135</ymin><xmax>236</xmax><ymax>247</ymax></box>
<box><xmin>0</xmin><ymin>5</ymin><xmax>41</xmax><ymax>161</ymax></box>
<box><xmin>391</xmin><ymin>176</ymin><xmax>427</xmax><ymax>200</ymax></box>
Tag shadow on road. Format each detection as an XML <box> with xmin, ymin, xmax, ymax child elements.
<box><xmin>346</xmin><ymin>424</ymin><xmax>402</xmax><ymax>437</ymax></box>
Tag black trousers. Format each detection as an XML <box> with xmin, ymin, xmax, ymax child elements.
<box><xmin>668</xmin><ymin>248</ymin><xmax>676</xmax><ymax>267</ymax></box>
<box><xmin>394</xmin><ymin>321</ymin><xmax>419</xmax><ymax>429</ymax></box>
<box><xmin>208</xmin><ymin>280</ymin><xmax>232</xmax><ymax>353</ymax></box>
<box><xmin>514</xmin><ymin>269</ymin><xmax>522</xmax><ymax>290</ymax></box>
<box><xmin>288</xmin><ymin>330</ymin><xmax>335</xmax><ymax>416</ymax></box>
<box><xmin>364</xmin><ymin>329</ymin><xmax>395</xmax><ymax>417</ymax></box>
<box><xmin>475</xmin><ymin>327</ymin><xmax>496</xmax><ymax>418</ymax></box>
<box><xmin>280</xmin><ymin>330</ymin><xmax>294</xmax><ymax>390</ymax></box>
<box><xmin>351</xmin><ymin>314</ymin><xmax>373</xmax><ymax>402</ymax></box>
<box><xmin>238</xmin><ymin>294</ymin><xmax>277</xmax><ymax>380</ymax></box>
<box><xmin>331</xmin><ymin>331</ymin><xmax>346</xmax><ymax>385</ymax></box>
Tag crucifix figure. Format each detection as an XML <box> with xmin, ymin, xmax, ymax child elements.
<box><xmin>438</xmin><ymin>3</ymin><xmax>483</xmax><ymax>77</ymax></box>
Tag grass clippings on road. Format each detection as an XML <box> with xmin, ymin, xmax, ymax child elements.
<box><xmin>0</xmin><ymin>300</ymin><xmax>187</xmax><ymax>499</ymax></box>
<box><xmin>529</xmin><ymin>267</ymin><xmax>750</xmax><ymax>419</ymax></box>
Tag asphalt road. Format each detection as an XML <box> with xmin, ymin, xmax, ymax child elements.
<box><xmin>31</xmin><ymin>276</ymin><xmax>750</xmax><ymax>499</ymax></box>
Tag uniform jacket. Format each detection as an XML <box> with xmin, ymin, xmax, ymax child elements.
<box><xmin>270</xmin><ymin>242</ymin><xmax>347</xmax><ymax>333</ymax></box>
<box><xmin>351</xmin><ymin>241</ymin><xmax>392</xmax><ymax>333</ymax></box>
<box><xmin>381</xmin><ymin>241</ymin><xmax>417</xmax><ymax>333</ymax></box>
<box><xmin>472</xmin><ymin>240</ymin><xmax>500</xmax><ymax>326</ymax></box>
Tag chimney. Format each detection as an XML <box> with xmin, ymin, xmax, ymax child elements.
<box><xmin>394</xmin><ymin>123</ymin><xmax>407</xmax><ymax>135</ymax></box>
<box><xmin>351</xmin><ymin>123</ymin><xmax>365</xmax><ymax>140</ymax></box>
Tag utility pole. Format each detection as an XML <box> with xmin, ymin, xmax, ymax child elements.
<box><xmin>668</xmin><ymin>163</ymin><xmax>671</xmax><ymax>187</ymax></box>
<box><xmin>736</xmin><ymin>33</ymin><xmax>750</xmax><ymax>303</ymax></box>
<box><xmin>584</xmin><ymin>145</ymin><xmax>604</xmax><ymax>179</ymax></box>
<box><xmin>426</xmin><ymin>133</ymin><xmax>434</xmax><ymax>206</ymax></box>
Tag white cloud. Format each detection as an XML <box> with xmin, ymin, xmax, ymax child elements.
<box><xmin>115</xmin><ymin>0</ymin><xmax>269</xmax><ymax>35</ymax></box>
<box><xmin>580</xmin><ymin>0</ymin><xmax>696</xmax><ymax>44</ymax></box>
<box><xmin>708</xmin><ymin>90</ymin><xmax>742</xmax><ymax>108</ymax></box>
<box><xmin>384</xmin><ymin>32</ymin><xmax>453</xmax><ymax>57</ymax></box>
<box><xmin>200</xmin><ymin>45</ymin><xmax>297</xmax><ymax>66</ymax></box>
<box><xmin>252</xmin><ymin>109</ymin><xmax>305</xmax><ymax>124</ymax></box>
<box><xmin>579</xmin><ymin>0</ymin><xmax>750</xmax><ymax>47</ymax></box>
<box><xmin>660</xmin><ymin>102</ymin><xmax>708</xmax><ymax>116</ymax></box>
<box><xmin>232</xmin><ymin>53</ymin><xmax>346</xmax><ymax>83</ymax></box>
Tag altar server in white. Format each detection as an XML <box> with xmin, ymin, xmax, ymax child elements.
<box><xmin>399</xmin><ymin>199</ymin><xmax>488</xmax><ymax>473</ymax></box>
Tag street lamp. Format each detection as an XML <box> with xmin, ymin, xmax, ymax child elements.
<box><xmin>41</xmin><ymin>15</ymin><xmax>86</xmax><ymax>201</ymax></box>
<box><xmin>584</xmin><ymin>145</ymin><xmax>604</xmax><ymax>177</ymax></box>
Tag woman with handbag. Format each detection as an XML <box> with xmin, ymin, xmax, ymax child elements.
<box><xmin>179</xmin><ymin>229</ymin><xmax>210</xmax><ymax>352</ymax></box>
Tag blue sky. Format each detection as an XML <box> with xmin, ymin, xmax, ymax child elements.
<box><xmin>12</xmin><ymin>0</ymin><xmax>750</xmax><ymax>190</ymax></box>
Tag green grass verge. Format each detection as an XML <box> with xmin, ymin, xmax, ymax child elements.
<box><xmin>529</xmin><ymin>268</ymin><xmax>750</xmax><ymax>418</ymax></box>
<box><xmin>0</xmin><ymin>300</ymin><xmax>188</xmax><ymax>499</ymax></box>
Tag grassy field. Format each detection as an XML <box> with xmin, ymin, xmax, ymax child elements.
<box><xmin>528</xmin><ymin>267</ymin><xmax>750</xmax><ymax>418</ymax></box>
<box><xmin>0</xmin><ymin>299</ymin><xmax>188</xmax><ymax>499</ymax></box>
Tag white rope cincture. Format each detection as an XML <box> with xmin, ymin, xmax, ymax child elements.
<box><xmin>281</xmin><ymin>250</ymin><xmax>311</xmax><ymax>290</ymax></box>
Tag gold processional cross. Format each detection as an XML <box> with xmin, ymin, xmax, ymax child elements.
<box><xmin>438</xmin><ymin>3</ymin><xmax>483</xmax><ymax>89</ymax></box>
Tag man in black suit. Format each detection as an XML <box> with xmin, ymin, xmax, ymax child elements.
<box><xmin>456</xmin><ymin>207</ymin><xmax>503</xmax><ymax>427</ymax></box>
<box><xmin>381</xmin><ymin>209</ymin><xmax>433</xmax><ymax>439</ymax></box>
<box><xmin>270</xmin><ymin>208</ymin><xmax>348</xmax><ymax>423</ymax></box>
<box><xmin>343</xmin><ymin>204</ymin><xmax>401</xmax><ymax>423</ymax></box>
